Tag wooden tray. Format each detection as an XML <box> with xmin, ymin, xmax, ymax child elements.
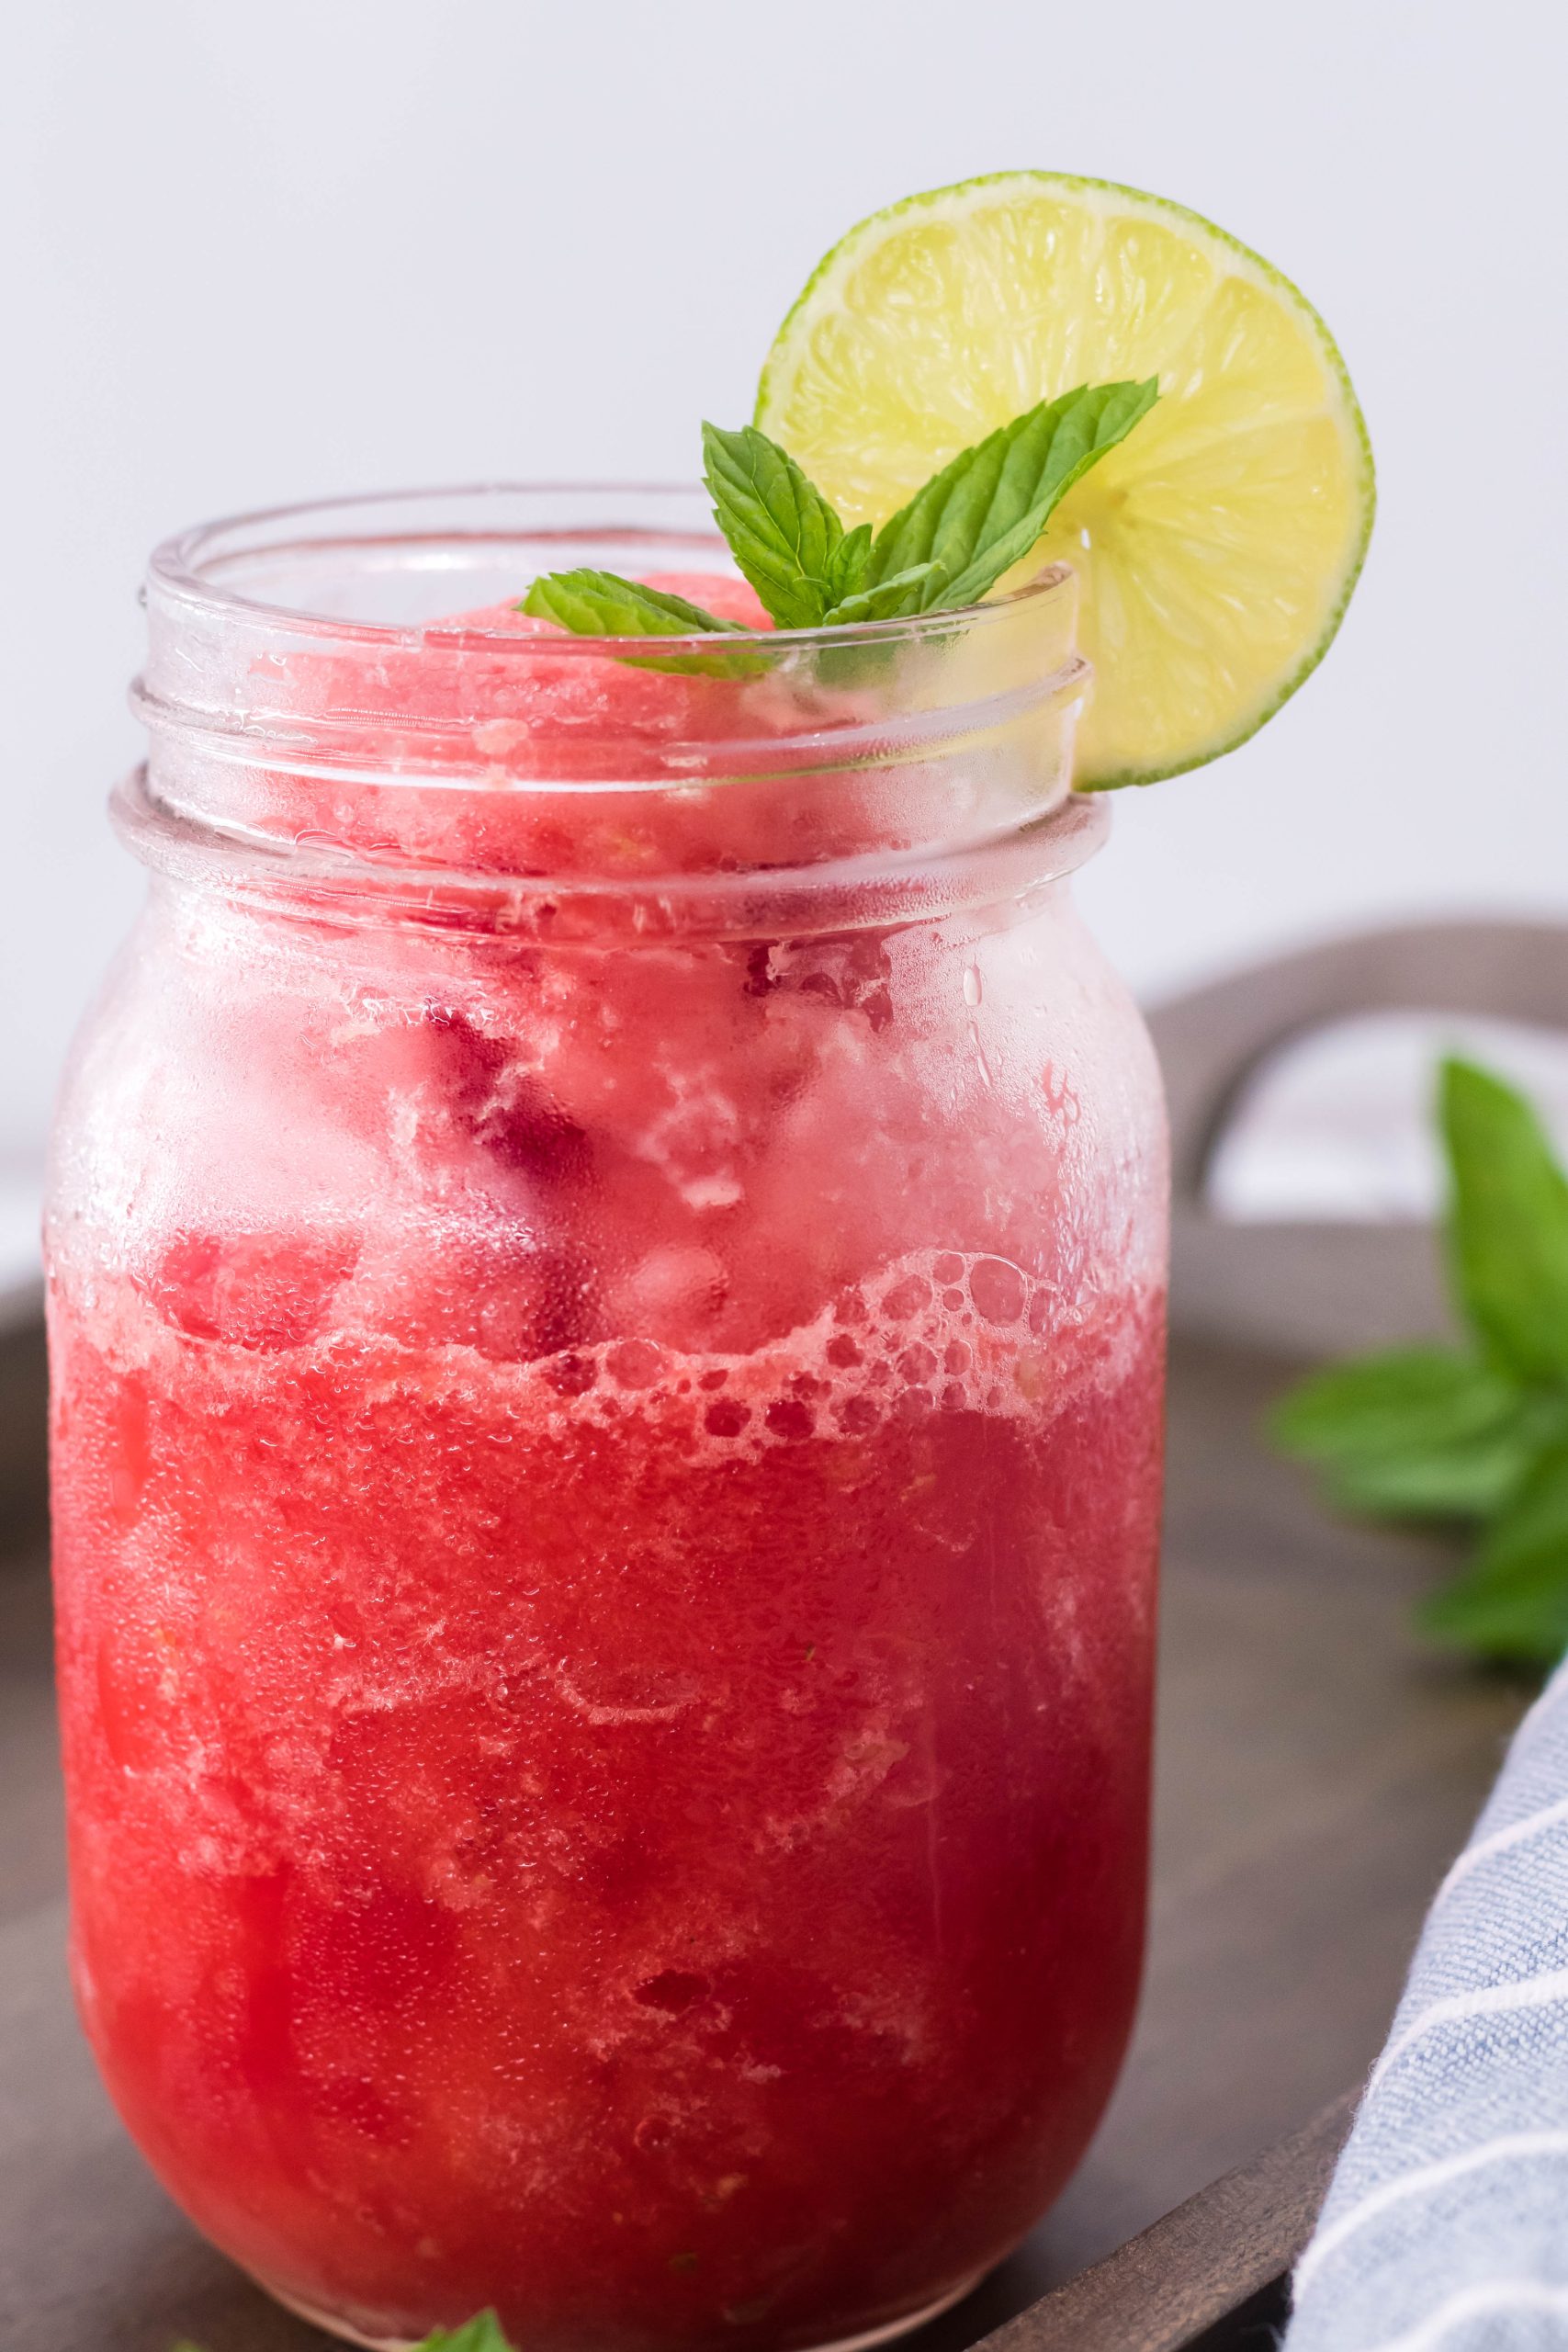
<box><xmin>2</xmin><ymin>922</ymin><xmax>1548</xmax><ymax>2352</ymax></box>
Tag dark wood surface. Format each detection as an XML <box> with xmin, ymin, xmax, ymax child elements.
<box><xmin>0</xmin><ymin>1311</ymin><xmax>1527</xmax><ymax>2352</ymax></box>
<box><xmin>983</xmin><ymin>2097</ymin><xmax>1355</xmax><ymax>2352</ymax></box>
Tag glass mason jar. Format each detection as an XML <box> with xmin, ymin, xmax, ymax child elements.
<box><xmin>47</xmin><ymin>489</ymin><xmax>1168</xmax><ymax>2352</ymax></box>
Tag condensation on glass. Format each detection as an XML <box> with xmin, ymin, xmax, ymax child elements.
<box><xmin>47</xmin><ymin>488</ymin><xmax>1169</xmax><ymax>2352</ymax></box>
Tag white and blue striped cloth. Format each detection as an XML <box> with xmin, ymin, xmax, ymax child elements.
<box><xmin>1288</xmin><ymin>1661</ymin><xmax>1568</xmax><ymax>2351</ymax></box>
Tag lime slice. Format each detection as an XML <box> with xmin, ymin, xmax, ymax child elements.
<box><xmin>756</xmin><ymin>172</ymin><xmax>1373</xmax><ymax>787</ymax></box>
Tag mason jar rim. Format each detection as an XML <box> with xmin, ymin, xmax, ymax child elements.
<box><xmin>145</xmin><ymin>480</ymin><xmax>1076</xmax><ymax>655</ymax></box>
<box><xmin>125</xmin><ymin>483</ymin><xmax>1100</xmax><ymax>942</ymax></box>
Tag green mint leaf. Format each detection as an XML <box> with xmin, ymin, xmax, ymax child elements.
<box><xmin>865</xmin><ymin>379</ymin><xmax>1159</xmax><ymax>615</ymax></box>
<box><xmin>522</xmin><ymin>571</ymin><xmax>748</xmax><ymax>639</ymax></box>
<box><xmin>1271</xmin><ymin>1346</ymin><xmax>1535</xmax><ymax>1520</ymax></box>
<box><xmin>822</xmin><ymin>560</ymin><xmax>948</xmax><ymax>626</ymax></box>
<box><xmin>1441</xmin><ymin>1057</ymin><xmax>1568</xmax><ymax>1385</ymax></box>
<box><xmin>701</xmin><ymin>421</ymin><xmax>848</xmax><ymax>628</ymax></box>
<box><xmin>412</xmin><ymin>2313</ymin><xmax>518</xmax><ymax>2352</ymax></box>
<box><xmin>520</xmin><ymin>570</ymin><xmax>764</xmax><ymax>679</ymax></box>
<box><xmin>828</xmin><ymin>521</ymin><xmax>874</xmax><ymax>608</ymax></box>
<box><xmin>1421</xmin><ymin>1440</ymin><xmax>1568</xmax><ymax>1663</ymax></box>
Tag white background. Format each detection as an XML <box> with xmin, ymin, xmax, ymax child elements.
<box><xmin>5</xmin><ymin>0</ymin><xmax>1566</xmax><ymax>1259</ymax></box>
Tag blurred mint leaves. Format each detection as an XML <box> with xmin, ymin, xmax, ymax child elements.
<box><xmin>521</xmin><ymin>382</ymin><xmax>1157</xmax><ymax>642</ymax></box>
<box><xmin>1273</xmin><ymin>1058</ymin><xmax>1568</xmax><ymax>1665</ymax></box>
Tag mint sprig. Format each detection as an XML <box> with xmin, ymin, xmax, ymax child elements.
<box><xmin>1273</xmin><ymin>1058</ymin><xmax>1568</xmax><ymax>1664</ymax></box>
<box><xmin>521</xmin><ymin>380</ymin><xmax>1158</xmax><ymax>646</ymax></box>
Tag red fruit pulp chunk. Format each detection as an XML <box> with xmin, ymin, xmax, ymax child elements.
<box><xmin>137</xmin><ymin>1232</ymin><xmax>358</xmax><ymax>1351</ymax></box>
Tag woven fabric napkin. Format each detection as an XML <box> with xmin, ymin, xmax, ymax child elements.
<box><xmin>1287</xmin><ymin>1661</ymin><xmax>1568</xmax><ymax>2350</ymax></box>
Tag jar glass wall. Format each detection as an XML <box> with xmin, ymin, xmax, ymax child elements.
<box><xmin>47</xmin><ymin>489</ymin><xmax>1168</xmax><ymax>2352</ymax></box>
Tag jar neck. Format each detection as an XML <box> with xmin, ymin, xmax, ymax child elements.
<box><xmin>126</xmin><ymin>484</ymin><xmax>1101</xmax><ymax>941</ymax></box>
<box><xmin>120</xmin><ymin>766</ymin><xmax>1109</xmax><ymax>946</ymax></box>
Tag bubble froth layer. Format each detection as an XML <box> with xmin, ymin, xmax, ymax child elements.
<box><xmin>91</xmin><ymin>1242</ymin><xmax>1153</xmax><ymax>1464</ymax></box>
